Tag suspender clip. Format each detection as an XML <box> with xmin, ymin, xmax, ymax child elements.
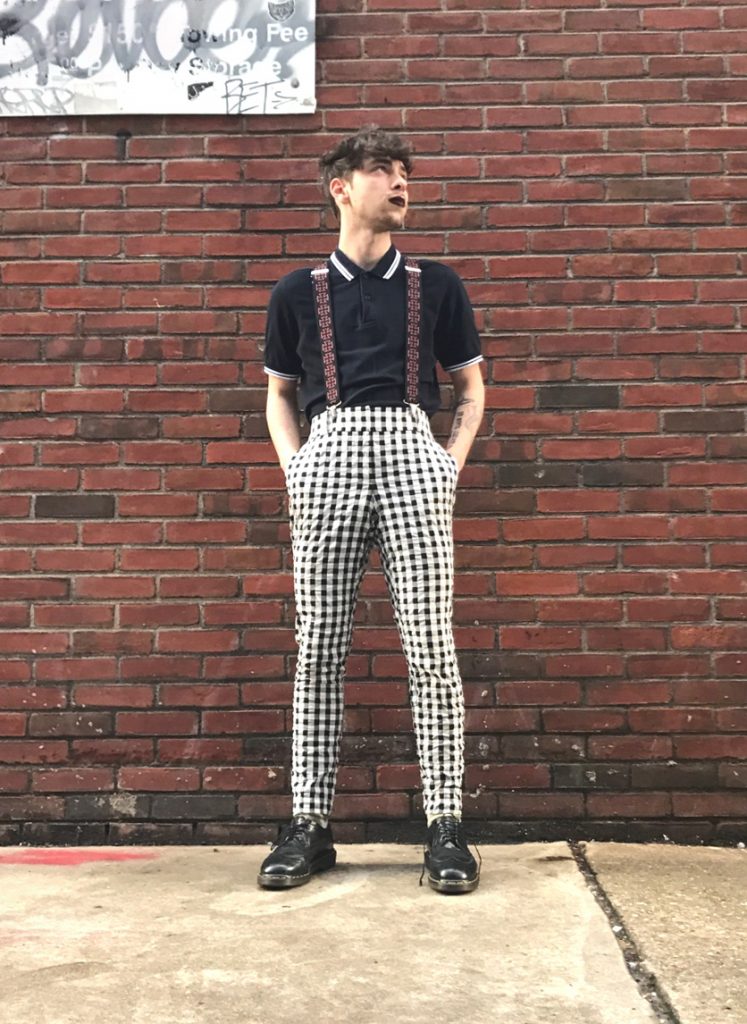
<box><xmin>326</xmin><ymin>399</ymin><xmax>342</xmax><ymax>429</ymax></box>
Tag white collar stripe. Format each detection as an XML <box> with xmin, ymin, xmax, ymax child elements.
<box><xmin>329</xmin><ymin>252</ymin><xmax>353</xmax><ymax>281</ymax></box>
<box><xmin>383</xmin><ymin>250</ymin><xmax>401</xmax><ymax>279</ymax></box>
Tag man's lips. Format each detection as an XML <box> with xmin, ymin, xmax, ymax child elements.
<box><xmin>388</xmin><ymin>196</ymin><xmax>406</xmax><ymax>208</ymax></box>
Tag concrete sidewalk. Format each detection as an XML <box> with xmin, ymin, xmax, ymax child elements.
<box><xmin>1</xmin><ymin>840</ymin><xmax>744</xmax><ymax>1024</ymax></box>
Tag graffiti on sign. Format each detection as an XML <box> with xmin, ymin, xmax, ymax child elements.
<box><xmin>0</xmin><ymin>0</ymin><xmax>315</xmax><ymax>115</ymax></box>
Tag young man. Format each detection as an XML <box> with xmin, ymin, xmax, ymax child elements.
<box><xmin>258</xmin><ymin>127</ymin><xmax>485</xmax><ymax>894</ymax></box>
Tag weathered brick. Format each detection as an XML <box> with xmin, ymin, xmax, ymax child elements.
<box><xmin>150</xmin><ymin>795</ymin><xmax>236</xmax><ymax>819</ymax></box>
<box><xmin>77</xmin><ymin>417</ymin><xmax>159</xmax><ymax>440</ymax></box>
<box><xmin>34</xmin><ymin>494</ymin><xmax>115</xmax><ymax>519</ymax></box>
<box><xmin>554</xmin><ymin>764</ymin><xmax>630</xmax><ymax>790</ymax></box>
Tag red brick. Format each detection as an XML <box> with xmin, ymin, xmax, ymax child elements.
<box><xmin>542</xmin><ymin>709</ymin><xmax>627</xmax><ymax>732</ymax></box>
<box><xmin>116</xmin><ymin>712</ymin><xmax>198</xmax><ymax>736</ymax></box>
<box><xmin>587</xmin><ymin>793</ymin><xmax>672</xmax><ymax>818</ymax></box>
<box><xmin>0</xmin><ymin>742</ymin><xmax>68</xmax><ymax>764</ymax></box>
<box><xmin>204</xmin><ymin>655</ymin><xmax>285</xmax><ymax>680</ymax></box>
<box><xmin>676</xmin><ymin>734</ymin><xmax>747</xmax><ymax>759</ymax></box>
<box><xmin>162</xmin><ymin>577</ymin><xmax>239</xmax><ymax>599</ymax></box>
<box><xmin>203</xmin><ymin>767</ymin><xmax>286</xmax><ymax>791</ymax></box>
<box><xmin>630</xmin><ymin>708</ymin><xmax>716</xmax><ymax>732</ymax></box>
<box><xmin>118</xmin><ymin>767</ymin><xmax>201</xmax><ymax>791</ymax></box>
<box><xmin>589</xmin><ymin>736</ymin><xmax>673</xmax><ymax>760</ymax></box>
<box><xmin>33</xmin><ymin>769</ymin><xmax>114</xmax><ymax>792</ymax></box>
<box><xmin>73</xmin><ymin>685</ymin><xmax>154</xmax><ymax>708</ymax></box>
<box><xmin>673</xmin><ymin>793</ymin><xmax>747</xmax><ymax>817</ymax></box>
<box><xmin>376</xmin><ymin>764</ymin><xmax>420</xmax><ymax>790</ymax></box>
<box><xmin>443</xmin><ymin>36</ymin><xmax>518</xmax><ymax>57</ymax></box>
<box><xmin>499</xmin><ymin>793</ymin><xmax>584</xmax><ymax>818</ymax></box>
<box><xmin>118</xmin><ymin>603</ymin><xmax>198</xmax><ymax>627</ymax></box>
<box><xmin>164</xmin><ymin>160</ymin><xmax>240</xmax><ymax>182</ymax></box>
<box><xmin>526</xmin><ymin>33</ymin><xmax>598</xmax><ymax>56</ymax></box>
<box><xmin>0</xmin><ymin>714</ymin><xmax>25</xmax><ymax>737</ymax></box>
<box><xmin>684</xmin><ymin>31</ymin><xmax>747</xmax><ymax>54</ymax></box>
<box><xmin>0</xmin><ymin>769</ymin><xmax>29</xmax><ymax>792</ymax></box>
<box><xmin>342</xmin><ymin>683</ymin><xmax>406</xmax><ymax>706</ymax></box>
<box><xmin>497</xmin><ymin>681</ymin><xmax>581</xmax><ymax>705</ymax></box>
<box><xmin>155</xmin><ymin>738</ymin><xmax>242</xmax><ymax>767</ymax></box>
<box><xmin>332</xmin><ymin>794</ymin><xmax>410</xmax><ymax>819</ymax></box>
<box><xmin>500</xmin><ymin>625</ymin><xmax>582</xmax><ymax>650</ymax></box>
<box><xmin>466</xmin><ymin>763</ymin><xmax>551</xmax><ymax>789</ymax></box>
<box><xmin>336</xmin><ymin>770</ymin><xmax>375</xmax><ymax>790</ymax></box>
<box><xmin>119</xmin><ymin>549</ymin><xmax>198</xmax><ymax>571</ymax></box>
<box><xmin>370</xmin><ymin>708</ymin><xmax>412</xmax><ymax>732</ymax></box>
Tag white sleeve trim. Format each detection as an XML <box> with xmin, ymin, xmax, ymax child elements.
<box><xmin>442</xmin><ymin>355</ymin><xmax>483</xmax><ymax>372</ymax></box>
<box><xmin>264</xmin><ymin>366</ymin><xmax>301</xmax><ymax>381</ymax></box>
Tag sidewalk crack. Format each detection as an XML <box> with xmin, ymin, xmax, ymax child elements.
<box><xmin>569</xmin><ymin>840</ymin><xmax>683</xmax><ymax>1024</ymax></box>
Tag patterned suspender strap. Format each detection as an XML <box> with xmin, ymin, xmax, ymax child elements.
<box><xmin>404</xmin><ymin>256</ymin><xmax>421</xmax><ymax>407</ymax></box>
<box><xmin>310</xmin><ymin>262</ymin><xmax>340</xmax><ymax>407</ymax></box>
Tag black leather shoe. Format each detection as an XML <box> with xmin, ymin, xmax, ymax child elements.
<box><xmin>423</xmin><ymin>815</ymin><xmax>480</xmax><ymax>894</ymax></box>
<box><xmin>257</xmin><ymin>815</ymin><xmax>337</xmax><ymax>889</ymax></box>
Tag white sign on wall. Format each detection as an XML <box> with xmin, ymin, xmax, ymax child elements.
<box><xmin>0</xmin><ymin>0</ymin><xmax>316</xmax><ymax>116</ymax></box>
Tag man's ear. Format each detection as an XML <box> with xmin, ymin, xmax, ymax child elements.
<box><xmin>329</xmin><ymin>175</ymin><xmax>350</xmax><ymax>210</ymax></box>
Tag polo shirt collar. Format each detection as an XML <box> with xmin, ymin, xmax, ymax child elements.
<box><xmin>330</xmin><ymin>245</ymin><xmax>401</xmax><ymax>281</ymax></box>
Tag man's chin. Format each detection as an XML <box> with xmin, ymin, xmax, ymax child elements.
<box><xmin>377</xmin><ymin>211</ymin><xmax>406</xmax><ymax>231</ymax></box>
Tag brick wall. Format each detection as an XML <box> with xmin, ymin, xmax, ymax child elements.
<box><xmin>1</xmin><ymin>0</ymin><xmax>746</xmax><ymax>846</ymax></box>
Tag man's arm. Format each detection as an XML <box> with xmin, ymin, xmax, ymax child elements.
<box><xmin>266</xmin><ymin>375</ymin><xmax>303</xmax><ymax>473</ymax></box>
<box><xmin>444</xmin><ymin>362</ymin><xmax>485</xmax><ymax>473</ymax></box>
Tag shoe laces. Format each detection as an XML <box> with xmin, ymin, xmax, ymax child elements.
<box><xmin>276</xmin><ymin>815</ymin><xmax>317</xmax><ymax>848</ymax></box>
<box><xmin>433</xmin><ymin>815</ymin><xmax>466</xmax><ymax>848</ymax></box>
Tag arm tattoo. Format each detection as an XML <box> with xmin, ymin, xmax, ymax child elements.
<box><xmin>446</xmin><ymin>397</ymin><xmax>480</xmax><ymax>452</ymax></box>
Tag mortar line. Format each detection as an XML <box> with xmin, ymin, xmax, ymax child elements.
<box><xmin>568</xmin><ymin>840</ymin><xmax>683</xmax><ymax>1024</ymax></box>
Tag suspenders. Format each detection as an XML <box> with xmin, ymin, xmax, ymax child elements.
<box><xmin>404</xmin><ymin>257</ymin><xmax>421</xmax><ymax>409</ymax></box>
<box><xmin>310</xmin><ymin>262</ymin><xmax>342</xmax><ymax>407</ymax></box>
<box><xmin>310</xmin><ymin>255</ymin><xmax>422</xmax><ymax>414</ymax></box>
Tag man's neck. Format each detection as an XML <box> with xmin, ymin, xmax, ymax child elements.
<box><xmin>336</xmin><ymin>229</ymin><xmax>393</xmax><ymax>272</ymax></box>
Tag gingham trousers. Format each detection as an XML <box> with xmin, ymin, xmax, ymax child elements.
<box><xmin>284</xmin><ymin>403</ymin><xmax>465</xmax><ymax>821</ymax></box>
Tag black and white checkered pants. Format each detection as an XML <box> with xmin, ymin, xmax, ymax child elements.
<box><xmin>284</xmin><ymin>403</ymin><xmax>464</xmax><ymax>821</ymax></box>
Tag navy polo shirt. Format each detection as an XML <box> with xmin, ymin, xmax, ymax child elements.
<box><xmin>262</xmin><ymin>244</ymin><xmax>483</xmax><ymax>422</ymax></box>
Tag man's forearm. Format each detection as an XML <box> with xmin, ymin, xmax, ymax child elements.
<box><xmin>442</xmin><ymin>368</ymin><xmax>483</xmax><ymax>471</ymax></box>
<box><xmin>266</xmin><ymin>389</ymin><xmax>303</xmax><ymax>472</ymax></box>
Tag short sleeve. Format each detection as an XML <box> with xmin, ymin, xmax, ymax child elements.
<box><xmin>263</xmin><ymin>278</ymin><xmax>302</xmax><ymax>381</ymax></box>
<box><xmin>433</xmin><ymin>269</ymin><xmax>483</xmax><ymax>373</ymax></box>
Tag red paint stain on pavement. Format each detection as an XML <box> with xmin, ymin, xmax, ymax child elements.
<box><xmin>0</xmin><ymin>931</ymin><xmax>38</xmax><ymax>944</ymax></box>
<box><xmin>0</xmin><ymin>849</ymin><xmax>159</xmax><ymax>866</ymax></box>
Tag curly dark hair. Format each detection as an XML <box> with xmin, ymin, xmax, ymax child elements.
<box><xmin>319</xmin><ymin>126</ymin><xmax>414</xmax><ymax>219</ymax></box>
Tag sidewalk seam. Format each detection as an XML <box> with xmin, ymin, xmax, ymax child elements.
<box><xmin>568</xmin><ymin>840</ymin><xmax>683</xmax><ymax>1024</ymax></box>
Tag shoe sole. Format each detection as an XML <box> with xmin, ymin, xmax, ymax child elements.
<box><xmin>257</xmin><ymin>848</ymin><xmax>337</xmax><ymax>890</ymax></box>
<box><xmin>427</xmin><ymin>874</ymin><xmax>479</xmax><ymax>894</ymax></box>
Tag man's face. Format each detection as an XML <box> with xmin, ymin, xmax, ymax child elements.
<box><xmin>332</xmin><ymin>156</ymin><xmax>409</xmax><ymax>231</ymax></box>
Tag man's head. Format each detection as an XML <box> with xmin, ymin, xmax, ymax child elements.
<box><xmin>319</xmin><ymin>126</ymin><xmax>414</xmax><ymax>230</ymax></box>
